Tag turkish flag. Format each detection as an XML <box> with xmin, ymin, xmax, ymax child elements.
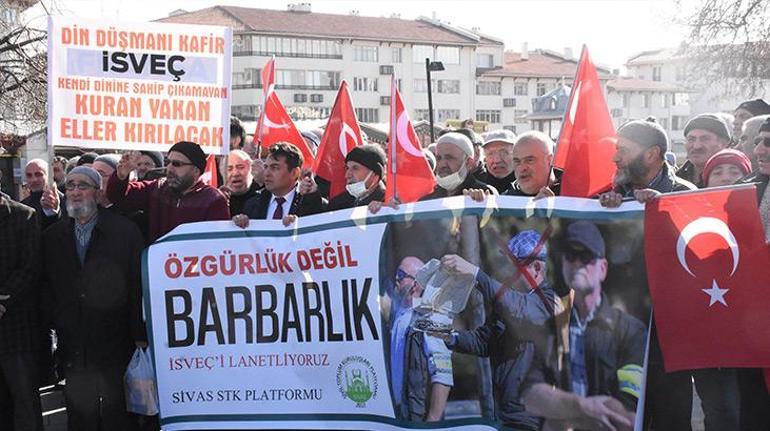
<box><xmin>645</xmin><ymin>185</ymin><xmax>770</xmax><ymax>371</ymax></box>
<box><xmin>261</xmin><ymin>56</ymin><xmax>275</xmax><ymax>97</ymax></box>
<box><xmin>257</xmin><ymin>89</ymin><xmax>315</xmax><ymax>169</ymax></box>
<box><xmin>200</xmin><ymin>154</ymin><xmax>218</xmax><ymax>188</ymax></box>
<box><xmin>554</xmin><ymin>45</ymin><xmax>616</xmax><ymax>197</ymax></box>
<box><xmin>313</xmin><ymin>81</ymin><xmax>364</xmax><ymax>199</ymax></box>
<box><xmin>385</xmin><ymin>76</ymin><xmax>435</xmax><ymax>203</ymax></box>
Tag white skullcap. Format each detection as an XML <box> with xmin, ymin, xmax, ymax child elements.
<box><xmin>437</xmin><ymin>132</ymin><xmax>474</xmax><ymax>158</ymax></box>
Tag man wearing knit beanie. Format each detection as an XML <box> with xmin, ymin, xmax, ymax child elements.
<box><xmin>299</xmin><ymin>144</ymin><xmax>387</xmax><ymax>212</ymax></box>
<box><xmin>733</xmin><ymin>98</ymin><xmax>770</xmax><ymax>137</ymax></box>
<box><xmin>677</xmin><ymin>113</ymin><xmax>732</xmax><ymax>188</ymax></box>
<box><xmin>702</xmin><ymin>149</ymin><xmax>752</xmax><ymax>187</ymax></box>
<box><xmin>106</xmin><ymin>141</ymin><xmax>229</xmax><ymax>242</ymax></box>
<box><xmin>421</xmin><ymin>132</ymin><xmax>495</xmax><ymax>200</ymax></box>
<box><xmin>599</xmin><ymin>117</ymin><xmax>696</xmax><ymax>208</ymax></box>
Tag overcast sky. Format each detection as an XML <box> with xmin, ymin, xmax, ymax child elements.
<box><xmin>37</xmin><ymin>0</ymin><xmax>697</xmax><ymax>71</ymax></box>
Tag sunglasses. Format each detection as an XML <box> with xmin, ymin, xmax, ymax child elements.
<box><xmin>64</xmin><ymin>181</ymin><xmax>97</xmax><ymax>191</ymax></box>
<box><xmin>564</xmin><ymin>249</ymin><xmax>597</xmax><ymax>265</ymax></box>
<box><xmin>165</xmin><ymin>159</ymin><xmax>195</xmax><ymax>168</ymax></box>
<box><xmin>395</xmin><ymin>268</ymin><xmax>416</xmax><ymax>284</ymax></box>
<box><xmin>754</xmin><ymin>137</ymin><xmax>770</xmax><ymax>148</ymax></box>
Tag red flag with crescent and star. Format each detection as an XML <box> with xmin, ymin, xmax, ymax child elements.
<box><xmin>257</xmin><ymin>87</ymin><xmax>315</xmax><ymax>169</ymax></box>
<box><xmin>553</xmin><ymin>45</ymin><xmax>616</xmax><ymax>197</ymax></box>
<box><xmin>313</xmin><ymin>81</ymin><xmax>364</xmax><ymax>200</ymax></box>
<box><xmin>385</xmin><ymin>76</ymin><xmax>435</xmax><ymax>203</ymax></box>
<box><xmin>645</xmin><ymin>185</ymin><xmax>770</xmax><ymax>371</ymax></box>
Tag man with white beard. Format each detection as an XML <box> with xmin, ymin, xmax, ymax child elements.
<box><xmin>42</xmin><ymin>166</ymin><xmax>145</xmax><ymax>431</ymax></box>
<box><xmin>420</xmin><ymin>132</ymin><xmax>497</xmax><ymax>200</ymax></box>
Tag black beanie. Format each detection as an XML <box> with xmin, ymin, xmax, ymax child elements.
<box><xmin>736</xmin><ymin>99</ymin><xmax>770</xmax><ymax>116</ymax></box>
<box><xmin>168</xmin><ymin>141</ymin><xmax>206</xmax><ymax>173</ymax></box>
<box><xmin>684</xmin><ymin>114</ymin><xmax>731</xmax><ymax>142</ymax></box>
<box><xmin>617</xmin><ymin>117</ymin><xmax>669</xmax><ymax>155</ymax></box>
<box><xmin>140</xmin><ymin>150</ymin><xmax>164</xmax><ymax>168</ymax></box>
<box><xmin>345</xmin><ymin>144</ymin><xmax>386</xmax><ymax>178</ymax></box>
<box><xmin>760</xmin><ymin>117</ymin><xmax>770</xmax><ymax>134</ymax></box>
<box><xmin>77</xmin><ymin>152</ymin><xmax>98</xmax><ymax>166</ymax></box>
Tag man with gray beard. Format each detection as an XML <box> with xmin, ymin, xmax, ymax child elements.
<box><xmin>42</xmin><ymin>166</ymin><xmax>146</xmax><ymax>431</ymax></box>
<box><xmin>599</xmin><ymin>118</ymin><xmax>696</xmax><ymax>208</ymax></box>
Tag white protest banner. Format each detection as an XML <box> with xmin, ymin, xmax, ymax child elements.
<box><xmin>47</xmin><ymin>16</ymin><xmax>232</xmax><ymax>154</ymax></box>
<box><xmin>144</xmin><ymin>197</ymin><xmax>649</xmax><ymax>430</ymax></box>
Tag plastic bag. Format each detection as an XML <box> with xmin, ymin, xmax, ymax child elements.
<box><xmin>124</xmin><ymin>347</ymin><xmax>159</xmax><ymax>416</ymax></box>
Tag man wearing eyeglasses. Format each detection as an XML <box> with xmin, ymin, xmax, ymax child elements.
<box><xmin>522</xmin><ymin>221</ymin><xmax>645</xmax><ymax>431</ymax></box>
<box><xmin>107</xmin><ymin>141</ymin><xmax>230</xmax><ymax>243</ymax></box>
<box><xmin>42</xmin><ymin>166</ymin><xmax>145</xmax><ymax>430</ymax></box>
<box><xmin>479</xmin><ymin>129</ymin><xmax>518</xmax><ymax>194</ymax></box>
<box><xmin>389</xmin><ymin>256</ymin><xmax>453</xmax><ymax>422</ymax></box>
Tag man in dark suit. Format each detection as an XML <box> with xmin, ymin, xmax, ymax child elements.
<box><xmin>0</xmin><ymin>194</ymin><xmax>43</xmax><ymax>431</ymax></box>
<box><xmin>232</xmin><ymin>142</ymin><xmax>323</xmax><ymax>228</ymax></box>
<box><xmin>42</xmin><ymin>166</ymin><xmax>145</xmax><ymax>431</ymax></box>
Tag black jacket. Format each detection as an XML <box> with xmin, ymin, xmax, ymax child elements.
<box><xmin>738</xmin><ymin>172</ymin><xmax>769</xmax><ymax>202</ymax></box>
<box><xmin>304</xmin><ymin>182</ymin><xmax>386</xmax><ymax>213</ymax></box>
<box><xmin>241</xmin><ymin>187</ymin><xmax>324</xmax><ymax>220</ymax></box>
<box><xmin>421</xmin><ymin>173</ymin><xmax>497</xmax><ymax>201</ymax></box>
<box><xmin>676</xmin><ymin>160</ymin><xmax>704</xmax><ymax>188</ymax></box>
<box><xmin>228</xmin><ymin>181</ymin><xmax>261</xmax><ymax>216</ymax></box>
<box><xmin>481</xmin><ymin>171</ymin><xmax>517</xmax><ymax>195</ymax></box>
<box><xmin>41</xmin><ymin>209</ymin><xmax>145</xmax><ymax>369</ymax></box>
<box><xmin>21</xmin><ymin>189</ymin><xmax>66</xmax><ymax>230</ymax></box>
<box><xmin>524</xmin><ymin>295</ymin><xmax>646</xmax><ymax>412</ymax></box>
<box><xmin>0</xmin><ymin>197</ymin><xmax>40</xmax><ymax>355</ymax></box>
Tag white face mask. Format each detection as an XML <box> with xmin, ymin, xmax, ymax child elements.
<box><xmin>346</xmin><ymin>171</ymin><xmax>373</xmax><ymax>198</ymax></box>
<box><xmin>435</xmin><ymin>161</ymin><xmax>468</xmax><ymax>191</ymax></box>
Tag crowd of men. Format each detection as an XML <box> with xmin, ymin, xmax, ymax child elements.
<box><xmin>0</xmin><ymin>96</ymin><xmax>769</xmax><ymax>431</ymax></box>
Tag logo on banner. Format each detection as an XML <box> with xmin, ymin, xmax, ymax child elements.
<box><xmin>336</xmin><ymin>356</ymin><xmax>377</xmax><ymax>407</ymax></box>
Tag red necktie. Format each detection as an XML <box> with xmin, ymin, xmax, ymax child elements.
<box><xmin>272</xmin><ymin>196</ymin><xmax>286</xmax><ymax>219</ymax></box>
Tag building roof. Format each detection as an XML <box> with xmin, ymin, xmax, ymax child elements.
<box><xmin>606</xmin><ymin>78</ymin><xmax>684</xmax><ymax>92</ymax></box>
<box><xmin>480</xmin><ymin>49</ymin><xmax>614</xmax><ymax>79</ymax></box>
<box><xmin>626</xmin><ymin>47</ymin><xmax>686</xmax><ymax>66</ymax></box>
<box><xmin>157</xmin><ymin>6</ymin><xmax>482</xmax><ymax>45</ymax></box>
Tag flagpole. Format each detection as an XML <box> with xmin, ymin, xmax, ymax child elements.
<box><xmin>390</xmin><ymin>74</ymin><xmax>398</xmax><ymax>201</ymax></box>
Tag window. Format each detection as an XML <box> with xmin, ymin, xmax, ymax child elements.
<box><xmin>514</xmin><ymin>109</ymin><xmax>528</xmax><ymax>123</ymax></box>
<box><xmin>380</xmin><ymin>65</ymin><xmax>394</xmax><ymax>75</ymax></box>
<box><xmin>661</xmin><ymin>94</ymin><xmax>670</xmax><ymax>108</ymax></box>
<box><xmin>437</xmin><ymin>80</ymin><xmax>460</xmax><ymax>94</ymax></box>
<box><xmin>673</xmin><ymin>92</ymin><xmax>689</xmax><ymax>105</ymax></box>
<box><xmin>477</xmin><ymin>53</ymin><xmax>494</xmax><ymax>68</ymax></box>
<box><xmin>414</xmin><ymin>109</ymin><xmax>432</xmax><ymax>121</ymax></box>
<box><xmin>477</xmin><ymin>81</ymin><xmax>501</xmax><ymax>95</ymax></box>
<box><xmin>643</xmin><ymin>94</ymin><xmax>650</xmax><ymax>108</ymax></box>
<box><xmin>514</xmin><ymin>82</ymin><xmax>528</xmax><ymax>96</ymax></box>
<box><xmin>276</xmin><ymin>70</ymin><xmax>341</xmax><ymax>90</ymax></box>
<box><xmin>414</xmin><ymin>79</ymin><xmax>433</xmax><ymax>93</ymax></box>
<box><xmin>353</xmin><ymin>45</ymin><xmax>378</xmax><ymax>62</ymax></box>
<box><xmin>392</xmin><ymin>48</ymin><xmax>402</xmax><ymax>63</ymax></box>
<box><xmin>652</xmin><ymin>66</ymin><xmax>662</xmax><ymax>82</ymax></box>
<box><xmin>380</xmin><ymin>96</ymin><xmax>391</xmax><ymax>106</ymax></box>
<box><xmin>611</xmin><ymin>108</ymin><xmax>623</xmax><ymax>118</ymax></box>
<box><xmin>412</xmin><ymin>45</ymin><xmax>434</xmax><ymax>63</ymax></box>
<box><xmin>622</xmin><ymin>94</ymin><xmax>630</xmax><ymax>108</ymax></box>
<box><xmin>286</xmin><ymin>106</ymin><xmax>331</xmax><ymax>120</ymax></box>
<box><xmin>353</xmin><ymin>77</ymin><xmax>379</xmax><ymax>92</ymax></box>
<box><xmin>294</xmin><ymin>94</ymin><xmax>308</xmax><ymax>103</ymax></box>
<box><xmin>235</xmin><ymin>36</ymin><xmax>342</xmax><ymax>59</ymax></box>
<box><xmin>355</xmin><ymin>108</ymin><xmax>379</xmax><ymax>123</ymax></box>
<box><xmin>436</xmin><ymin>46</ymin><xmax>460</xmax><ymax>64</ymax></box>
<box><xmin>503</xmin><ymin>98</ymin><xmax>517</xmax><ymax>107</ymax></box>
<box><xmin>231</xmin><ymin>105</ymin><xmax>258</xmax><ymax>121</ymax></box>
<box><xmin>437</xmin><ymin>109</ymin><xmax>460</xmax><ymax>122</ymax></box>
<box><xmin>672</xmin><ymin>115</ymin><xmax>688</xmax><ymax>131</ymax></box>
<box><xmin>232</xmin><ymin>68</ymin><xmax>260</xmax><ymax>89</ymax></box>
<box><xmin>310</xmin><ymin>94</ymin><xmax>323</xmax><ymax>103</ymax></box>
<box><xmin>412</xmin><ymin>45</ymin><xmax>460</xmax><ymax>64</ymax></box>
<box><xmin>476</xmin><ymin>110</ymin><xmax>501</xmax><ymax>124</ymax></box>
<box><xmin>536</xmin><ymin>82</ymin><xmax>548</xmax><ymax>96</ymax></box>
<box><xmin>503</xmin><ymin>125</ymin><xmax>516</xmax><ymax>133</ymax></box>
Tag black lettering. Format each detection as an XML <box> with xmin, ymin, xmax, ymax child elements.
<box><xmin>352</xmin><ymin>278</ymin><xmax>379</xmax><ymax>340</ymax></box>
<box><xmin>281</xmin><ymin>283</ymin><xmax>303</xmax><ymax>342</ymax></box>
<box><xmin>197</xmin><ymin>287</ymin><xmax>225</xmax><ymax>345</ymax></box>
<box><xmin>302</xmin><ymin>282</ymin><xmax>324</xmax><ymax>342</ymax></box>
<box><xmin>165</xmin><ymin>289</ymin><xmax>194</xmax><ymax>347</ymax></box>
<box><xmin>226</xmin><ymin>286</ymin><xmax>253</xmax><ymax>344</ymax></box>
<box><xmin>322</xmin><ymin>281</ymin><xmax>343</xmax><ymax>342</ymax></box>
<box><xmin>256</xmin><ymin>284</ymin><xmax>278</xmax><ymax>342</ymax></box>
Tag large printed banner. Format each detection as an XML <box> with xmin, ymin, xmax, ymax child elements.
<box><xmin>47</xmin><ymin>16</ymin><xmax>232</xmax><ymax>154</ymax></box>
<box><xmin>145</xmin><ymin>197</ymin><xmax>649</xmax><ymax>430</ymax></box>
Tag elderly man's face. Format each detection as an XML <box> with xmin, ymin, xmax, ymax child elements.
<box><xmin>612</xmin><ymin>137</ymin><xmax>655</xmax><ymax>186</ymax></box>
<box><xmin>395</xmin><ymin>257</ymin><xmax>424</xmax><ymax>309</ymax></box>
<box><xmin>733</xmin><ymin>108</ymin><xmax>753</xmax><ymax>137</ymax></box>
<box><xmin>435</xmin><ymin>143</ymin><xmax>468</xmax><ymax>177</ymax></box>
<box><xmin>52</xmin><ymin>161</ymin><xmax>66</xmax><ymax>183</ymax></box>
<box><xmin>561</xmin><ymin>248</ymin><xmax>607</xmax><ymax>295</ymax></box>
<box><xmin>65</xmin><ymin>173</ymin><xmax>98</xmax><ymax>219</ymax></box>
<box><xmin>512</xmin><ymin>139</ymin><xmax>552</xmax><ymax>194</ymax></box>
<box><xmin>345</xmin><ymin>161</ymin><xmax>374</xmax><ymax>185</ymax></box>
<box><xmin>685</xmin><ymin>129</ymin><xmax>728</xmax><ymax>169</ymax></box>
<box><xmin>484</xmin><ymin>141</ymin><xmax>515</xmax><ymax>179</ymax></box>
<box><xmin>92</xmin><ymin>161</ymin><xmax>115</xmax><ymax>190</ymax></box>
<box><xmin>226</xmin><ymin>154</ymin><xmax>253</xmax><ymax>195</ymax></box>
<box><xmin>755</xmin><ymin>131</ymin><xmax>770</xmax><ymax>175</ymax></box>
<box><xmin>25</xmin><ymin>163</ymin><xmax>47</xmax><ymax>193</ymax></box>
<box><xmin>136</xmin><ymin>155</ymin><xmax>156</xmax><ymax>178</ymax></box>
